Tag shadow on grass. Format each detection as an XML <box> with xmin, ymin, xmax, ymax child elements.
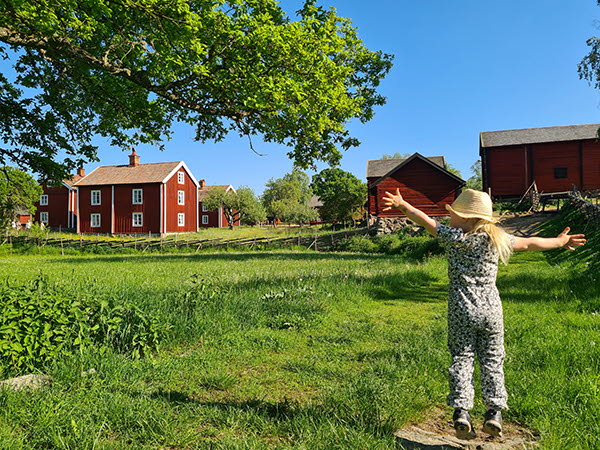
<box><xmin>46</xmin><ymin>251</ymin><xmax>396</xmax><ymax>265</ymax></box>
<box><xmin>497</xmin><ymin>271</ymin><xmax>573</xmax><ymax>304</ymax></box>
<box><xmin>366</xmin><ymin>270</ymin><xmax>446</xmax><ymax>303</ymax></box>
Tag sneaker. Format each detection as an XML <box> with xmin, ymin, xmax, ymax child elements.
<box><xmin>453</xmin><ymin>408</ymin><xmax>476</xmax><ymax>440</ymax></box>
<box><xmin>482</xmin><ymin>408</ymin><xmax>503</xmax><ymax>437</ymax></box>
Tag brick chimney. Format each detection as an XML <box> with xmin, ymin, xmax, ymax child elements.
<box><xmin>129</xmin><ymin>147</ymin><xmax>140</xmax><ymax>167</ymax></box>
<box><xmin>77</xmin><ymin>167</ymin><xmax>85</xmax><ymax>177</ymax></box>
<box><xmin>200</xmin><ymin>179</ymin><xmax>206</xmax><ymax>188</ymax></box>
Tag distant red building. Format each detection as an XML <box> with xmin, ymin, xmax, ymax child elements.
<box><xmin>367</xmin><ymin>153</ymin><xmax>465</xmax><ymax>217</ymax></box>
<box><xmin>73</xmin><ymin>150</ymin><xmax>198</xmax><ymax>234</ymax></box>
<box><xmin>198</xmin><ymin>181</ymin><xmax>240</xmax><ymax>228</ymax></box>
<box><xmin>480</xmin><ymin>123</ymin><xmax>600</xmax><ymax>198</ymax></box>
<box><xmin>35</xmin><ymin>168</ymin><xmax>84</xmax><ymax>229</ymax></box>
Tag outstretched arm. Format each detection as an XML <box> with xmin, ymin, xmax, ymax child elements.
<box><xmin>382</xmin><ymin>189</ymin><xmax>439</xmax><ymax>237</ymax></box>
<box><xmin>513</xmin><ymin>227</ymin><xmax>586</xmax><ymax>251</ymax></box>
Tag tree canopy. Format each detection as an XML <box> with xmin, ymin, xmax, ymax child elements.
<box><xmin>0</xmin><ymin>166</ymin><xmax>42</xmax><ymax>229</ymax></box>
<box><xmin>0</xmin><ymin>0</ymin><xmax>393</xmax><ymax>181</ymax></box>
<box><xmin>311</xmin><ymin>168</ymin><xmax>366</xmax><ymax>224</ymax></box>
<box><xmin>465</xmin><ymin>160</ymin><xmax>482</xmax><ymax>191</ymax></box>
<box><xmin>202</xmin><ymin>185</ymin><xmax>265</xmax><ymax>229</ymax></box>
<box><xmin>262</xmin><ymin>169</ymin><xmax>318</xmax><ymax>225</ymax></box>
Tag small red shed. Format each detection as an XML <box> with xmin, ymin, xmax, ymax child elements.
<box><xmin>367</xmin><ymin>153</ymin><xmax>465</xmax><ymax>217</ymax></box>
<box><xmin>74</xmin><ymin>150</ymin><xmax>199</xmax><ymax>234</ymax></box>
<box><xmin>480</xmin><ymin>123</ymin><xmax>600</xmax><ymax>198</ymax></box>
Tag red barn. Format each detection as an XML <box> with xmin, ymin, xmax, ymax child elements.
<box><xmin>480</xmin><ymin>123</ymin><xmax>600</xmax><ymax>198</ymax></box>
<box><xmin>198</xmin><ymin>181</ymin><xmax>240</xmax><ymax>228</ymax></box>
<box><xmin>367</xmin><ymin>153</ymin><xmax>465</xmax><ymax>217</ymax></box>
<box><xmin>35</xmin><ymin>169</ymin><xmax>84</xmax><ymax>229</ymax></box>
<box><xmin>74</xmin><ymin>150</ymin><xmax>198</xmax><ymax>234</ymax></box>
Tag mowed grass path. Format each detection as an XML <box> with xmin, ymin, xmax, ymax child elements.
<box><xmin>0</xmin><ymin>250</ymin><xmax>598</xmax><ymax>448</ymax></box>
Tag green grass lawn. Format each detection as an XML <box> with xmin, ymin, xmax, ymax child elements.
<box><xmin>0</xmin><ymin>249</ymin><xmax>598</xmax><ymax>449</ymax></box>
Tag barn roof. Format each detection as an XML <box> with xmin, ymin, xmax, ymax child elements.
<box><xmin>369</xmin><ymin>153</ymin><xmax>464</xmax><ymax>188</ymax></box>
<box><xmin>198</xmin><ymin>185</ymin><xmax>234</xmax><ymax>201</ymax></box>
<box><xmin>480</xmin><ymin>123</ymin><xmax>600</xmax><ymax>148</ymax></box>
<box><xmin>367</xmin><ymin>156</ymin><xmax>446</xmax><ymax>178</ymax></box>
<box><xmin>74</xmin><ymin>161</ymin><xmax>195</xmax><ymax>186</ymax></box>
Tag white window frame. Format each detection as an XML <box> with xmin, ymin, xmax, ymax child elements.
<box><xmin>177</xmin><ymin>171</ymin><xmax>185</xmax><ymax>184</ymax></box>
<box><xmin>178</xmin><ymin>190</ymin><xmax>185</xmax><ymax>205</ymax></box>
<box><xmin>132</xmin><ymin>188</ymin><xmax>143</xmax><ymax>205</ymax></box>
<box><xmin>91</xmin><ymin>190</ymin><xmax>101</xmax><ymax>205</ymax></box>
<box><xmin>202</xmin><ymin>215</ymin><xmax>209</xmax><ymax>225</ymax></box>
<box><xmin>40</xmin><ymin>194</ymin><xmax>48</xmax><ymax>206</ymax></box>
<box><xmin>132</xmin><ymin>212</ymin><xmax>143</xmax><ymax>227</ymax></box>
<box><xmin>178</xmin><ymin>213</ymin><xmax>185</xmax><ymax>227</ymax></box>
<box><xmin>91</xmin><ymin>213</ymin><xmax>101</xmax><ymax>228</ymax></box>
<box><xmin>40</xmin><ymin>211</ymin><xmax>48</xmax><ymax>223</ymax></box>
<box><xmin>202</xmin><ymin>204</ymin><xmax>209</xmax><ymax>212</ymax></box>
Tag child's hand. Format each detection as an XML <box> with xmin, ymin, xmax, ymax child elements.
<box><xmin>382</xmin><ymin>188</ymin><xmax>406</xmax><ymax>211</ymax></box>
<box><xmin>558</xmin><ymin>227</ymin><xmax>586</xmax><ymax>251</ymax></box>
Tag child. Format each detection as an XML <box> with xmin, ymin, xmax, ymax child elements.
<box><xmin>382</xmin><ymin>188</ymin><xmax>586</xmax><ymax>440</ymax></box>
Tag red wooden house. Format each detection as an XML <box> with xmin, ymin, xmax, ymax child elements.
<box><xmin>35</xmin><ymin>168</ymin><xmax>85</xmax><ymax>229</ymax></box>
<box><xmin>367</xmin><ymin>153</ymin><xmax>465</xmax><ymax>217</ymax></box>
<box><xmin>74</xmin><ymin>150</ymin><xmax>198</xmax><ymax>234</ymax></box>
<box><xmin>480</xmin><ymin>123</ymin><xmax>600</xmax><ymax>198</ymax></box>
<box><xmin>198</xmin><ymin>181</ymin><xmax>240</xmax><ymax>228</ymax></box>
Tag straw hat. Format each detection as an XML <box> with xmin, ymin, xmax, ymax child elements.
<box><xmin>445</xmin><ymin>189</ymin><xmax>497</xmax><ymax>223</ymax></box>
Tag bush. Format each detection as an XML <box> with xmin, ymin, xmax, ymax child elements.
<box><xmin>0</xmin><ymin>276</ymin><xmax>163</xmax><ymax>374</ymax></box>
<box><xmin>335</xmin><ymin>233</ymin><xmax>443</xmax><ymax>259</ymax></box>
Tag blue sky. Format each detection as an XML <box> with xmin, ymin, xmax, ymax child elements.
<box><xmin>6</xmin><ymin>1</ymin><xmax>600</xmax><ymax>194</ymax></box>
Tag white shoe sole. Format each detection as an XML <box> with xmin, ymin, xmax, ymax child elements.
<box><xmin>482</xmin><ymin>419</ymin><xmax>502</xmax><ymax>438</ymax></box>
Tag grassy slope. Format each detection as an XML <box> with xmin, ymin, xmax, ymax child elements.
<box><xmin>0</xmin><ymin>249</ymin><xmax>597</xmax><ymax>449</ymax></box>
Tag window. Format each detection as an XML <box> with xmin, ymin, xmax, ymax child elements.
<box><xmin>40</xmin><ymin>212</ymin><xmax>48</xmax><ymax>223</ymax></box>
<box><xmin>178</xmin><ymin>171</ymin><xmax>185</xmax><ymax>184</ymax></box>
<box><xmin>554</xmin><ymin>167</ymin><xmax>568</xmax><ymax>179</ymax></box>
<box><xmin>40</xmin><ymin>194</ymin><xmax>48</xmax><ymax>206</ymax></box>
<box><xmin>202</xmin><ymin>215</ymin><xmax>209</xmax><ymax>225</ymax></box>
<box><xmin>91</xmin><ymin>190</ymin><xmax>101</xmax><ymax>205</ymax></box>
<box><xmin>132</xmin><ymin>212</ymin><xmax>143</xmax><ymax>227</ymax></box>
<box><xmin>178</xmin><ymin>213</ymin><xmax>185</xmax><ymax>227</ymax></box>
<box><xmin>132</xmin><ymin>188</ymin><xmax>143</xmax><ymax>204</ymax></box>
<box><xmin>202</xmin><ymin>204</ymin><xmax>209</xmax><ymax>212</ymax></box>
<box><xmin>178</xmin><ymin>190</ymin><xmax>185</xmax><ymax>205</ymax></box>
<box><xmin>91</xmin><ymin>213</ymin><xmax>101</xmax><ymax>228</ymax></box>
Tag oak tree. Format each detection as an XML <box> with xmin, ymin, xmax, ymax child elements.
<box><xmin>0</xmin><ymin>0</ymin><xmax>393</xmax><ymax>181</ymax></box>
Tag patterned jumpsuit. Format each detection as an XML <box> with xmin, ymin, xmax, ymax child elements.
<box><xmin>437</xmin><ymin>224</ymin><xmax>514</xmax><ymax>411</ymax></box>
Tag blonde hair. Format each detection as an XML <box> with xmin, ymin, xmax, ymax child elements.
<box><xmin>467</xmin><ymin>219</ymin><xmax>513</xmax><ymax>265</ymax></box>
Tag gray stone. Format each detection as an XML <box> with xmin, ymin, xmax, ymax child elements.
<box><xmin>394</xmin><ymin>426</ymin><xmax>538</xmax><ymax>450</ymax></box>
<box><xmin>0</xmin><ymin>374</ymin><xmax>53</xmax><ymax>391</ymax></box>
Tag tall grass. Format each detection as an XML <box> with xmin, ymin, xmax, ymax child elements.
<box><xmin>0</xmin><ymin>218</ymin><xmax>597</xmax><ymax>448</ymax></box>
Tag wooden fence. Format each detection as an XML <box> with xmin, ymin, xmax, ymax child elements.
<box><xmin>2</xmin><ymin>228</ymin><xmax>372</xmax><ymax>254</ymax></box>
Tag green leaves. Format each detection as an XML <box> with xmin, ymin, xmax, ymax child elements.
<box><xmin>311</xmin><ymin>167</ymin><xmax>366</xmax><ymax>224</ymax></box>
<box><xmin>1</xmin><ymin>0</ymin><xmax>393</xmax><ymax>178</ymax></box>
<box><xmin>0</xmin><ymin>166</ymin><xmax>42</xmax><ymax>230</ymax></box>
<box><xmin>0</xmin><ymin>276</ymin><xmax>163</xmax><ymax>373</ymax></box>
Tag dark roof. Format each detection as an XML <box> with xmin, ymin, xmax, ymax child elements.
<box><xmin>370</xmin><ymin>153</ymin><xmax>464</xmax><ymax>188</ymax></box>
<box><xmin>367</xmin><ymin>156</ymin><xmax>446</xmax><ymax>178</ymax></box>
<box><xmin>74</xmin><ymin>161</ymin><xmax>188</xmax><ymax>186</ymax></box>
<box><xmin>480</xmin><ymin>123</ymin><xmax>600</xmax><ymax>148</ymax></box>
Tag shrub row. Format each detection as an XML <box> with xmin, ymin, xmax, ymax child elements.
<box><xmin>335</xmin><ymin>231</ymin><xmax>443</xmax><ymax>260</ymax></box>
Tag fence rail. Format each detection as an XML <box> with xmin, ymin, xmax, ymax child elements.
<box><xmin>2</xmin><ymin>228</ymin><xmax>372</xmax><ymax>253</ymax></box>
